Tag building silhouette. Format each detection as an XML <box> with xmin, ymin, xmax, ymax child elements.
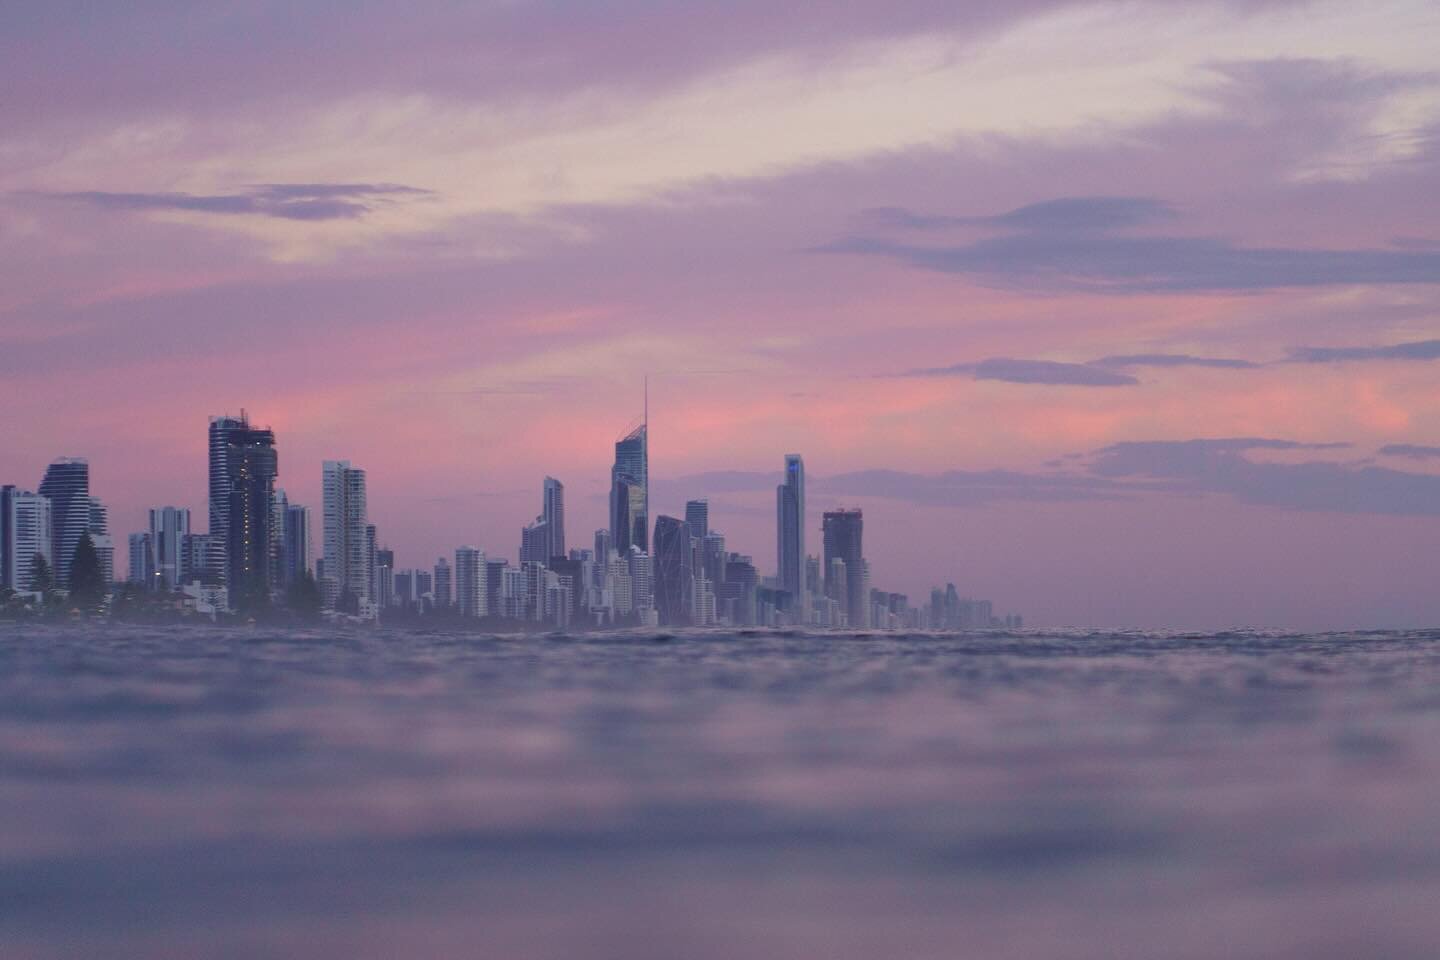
<box><xmin>776</xmin><ymin>454</ymin><xmax>805</xmax><ymax>602</ymax></box>
<box><xmin>823</xmin><ymin>509</ymin><xmax>865</xmax><ymax>628</ymax></box>
<box><xmin>652</xmin><ymin>514</ymin><xmax>692</xmax><ymax>626</ymax></box>
<box><xmin>38</xmin><ymin>458</ymin><xmax>89</xmax><ymax>587</ymax></box>
<box><xmin>542</xmin><ymin>476</ymin><xmax>566</xmax><ymax>560</ymax></box>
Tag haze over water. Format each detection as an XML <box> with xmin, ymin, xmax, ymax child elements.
<box><xmin>3</xmin><ymin>625</ymin><xmax>1439</xmax><ymax>959</ymax></box>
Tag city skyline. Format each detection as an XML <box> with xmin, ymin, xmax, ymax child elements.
<box><xmin>2</xmin><ymin>2</ymin><xmax>1439</xmax><ymax>628</ymax></box>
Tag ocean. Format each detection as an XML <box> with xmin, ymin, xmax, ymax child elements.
<box><xmin>2</xmin><ymin>625</ymin><xmax>1438</xmax><ymax>959</ymax></box>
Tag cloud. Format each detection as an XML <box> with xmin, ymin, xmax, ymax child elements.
<box><xmin>1286</xmin><ymin>339</ymin><xmax>1440</xmax><ymax>363</ymax></box>
<box><xmin>1090</xmin><ymin>438</ymin><xmax>1440</xmax><ymax>516</ymax></box>
<box><xmin>44</xmin><ymin>183</ymin><xmax>432</xmax><ymax>222</ymax></box>
<box><xmin>821</xmin><ymin>223</ymin><xmax>1440</xmax><ymax>293</ymax></box>
<box><xmin>902</xmin><ymin>357</ymin><xmax>1139</xmax><ymax>386</ymax></box>
<box><xmin>858</xmin><ymin>196</ymin><xmax>1176</xmax><ymax>232</ymax></box>
<box><xmin>1092</xmin><ymin>353</ymin><xmax>1259</xmax><ymax>370</ymax></box>
<box><xmin>1378</xmin><ymin>443</ymin><xmax>1440</xmax><ymax>459</ymax></box>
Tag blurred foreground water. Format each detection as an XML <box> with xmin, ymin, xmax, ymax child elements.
<box><xmin>2</xmin><ymin>625</ymin><xmax>1439</xmax><ymax>959</ymax></box>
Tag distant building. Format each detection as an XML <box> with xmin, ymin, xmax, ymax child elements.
<box><xmin>776</xmin><ymin>454</ymin><xmax>805</xmax><ymax>602</ymax></box>
<box><xmin>520</xmin><ymin>519</ymin><xmax>550</xmax><ymax>566</ymax></box>
<box><xmin>610</xmin><ymin>423</ymin><xmax>648</xmax><ymax>555</ymax></box>
<box><xmin>652</xmin><ymin>515</ymin><xmax>692</xmax><ymax>627</ymax></box>
<box><xmin>128</xmin><ymin>533</ymin><xmax>154</xmax><ymax>587</ymax></box>
<box><xmin>455</xmin><ymin>546</ymin><xmax>487</xmax><ymax>618</ymax></box>
<box><xmin>542</xmin><ymin>476</ymin><xmax>566</xmax><ymax>560</ymax></box>
<box><xmin>1</xmin><ymin>486</ymin><xmax>51</xmax><ymax>593</ymax></box>
<box><xmin>280</xmin><ymin>502</ymin><xmax>311</xmax><ymax>587</ymax></box>
<box><xmin>433</xmin><ymin>556</ymin><xmax>453</xmax><ymax>608</ymax></box>
<box><xmin>149</xmin><ymin>506</ymin><xmax>191</xmax><ymax>591</ymax></box>
<box><xmin>209</xmin><ymin>415</ymin><xmax>277</xmax><ymax>593</ymax></box>
<box><xmin>322</xmin><ymin>461</ymin><xmax>369</xmax><ymax>611</ymax></box>
<box><xmin>684</xmin><ymin>499</ymin><xmax>709</xmax><ymax>541</ymax></box>
<box><xmin>823</xmin><ymin>509</ymin><xmax>865</xmax><ymax>628</ymax></box>
<box><xmin>38</xmin><ymin>458</ymin><xmax>89</xmax><ymax>587</ymax></box>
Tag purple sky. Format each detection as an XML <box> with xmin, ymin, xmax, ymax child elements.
<box><xmin>2</xmin><ymin>0</ymin><xmax>1439</xmax><ymax>628</ymax></box>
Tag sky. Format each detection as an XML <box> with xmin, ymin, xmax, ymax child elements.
<box><xmin>2</xmin><ymin>0</ymin><xmax>1439</xmax><ymax>630</ymax></box>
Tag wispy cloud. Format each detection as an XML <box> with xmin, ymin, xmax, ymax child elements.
<box><xmin>1286</xmin><ymin>339</ymin><xmax>1440</xmax><ymax>363</ymax></box>
<box><xmin>1378</xmin><ymin>443</ymin><xmax>1440</xmax><ymax>459</ymax></box>
<box><xmin>43</xmin><ymin>183</ymin><xmax>432</xmax><ymax>222</ymax></box>
<box><xmin>1092</xmin><ymin>353</ymin><xmax>1259</xmax><ymax>370</ymax></box>
<box><xmin>857</xmin><ymin>196</ymin><xmax>1177</xmax><ymax>232</ymax></box>
<box><xmin>901</xmin><ymin>357</ymin><xmax>1139</xmax><ymax>387</ymax></box>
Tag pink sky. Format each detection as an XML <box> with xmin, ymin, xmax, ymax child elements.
<box><xmin>2</xmin><ymin>0</ymin><xmax>1439</xmax><ymax>628</ymax></box>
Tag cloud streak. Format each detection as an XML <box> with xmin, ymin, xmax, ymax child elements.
<box><xmin>44</xmin><ymin>183</ymin><xmax>432</xmax><ymax>222</ymax></box>
<box><xmin>901</xmin><ymin>358</ymin><xmax>1139</xmax><ymax>386</ymax></box>
<box><xmin>1286</xmin><ymin>339</ymin><xmax>1440</xmax><ymax>363</ymax></box>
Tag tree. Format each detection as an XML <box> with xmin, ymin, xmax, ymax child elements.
<box><xmin>68</xmin><ymin>534</ymin><xmax>107</xmax><ymax>611</ymax></box>
<box><xmin>284</xmin><ymin>571</ymin><xmax>323</xmax><ymax>621</ymax></box>
<box><xmin>29</xmin><ymin>552</ymin><xmax>54</xmax><ymax>599</ymax></box>
<box><xmin>232</xmin><ymin>573</ymin><xmax>273</xmax><ymax>618</ymax></box>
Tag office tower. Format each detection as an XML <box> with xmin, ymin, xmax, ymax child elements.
<box><xmin>393</xmin><ymin>570</ymin><xmax>413</xmax><ymax>609</ymax></box>
<box><xmin>144</xmin><ymin>507</ymin><xmax>191</xmax><ymax>591</ymax></box>
<box><xmin>483</xmin><ymin>559</ymin><xmax>505</xmax><ymax>616</ymax></box>
<box><xmin>128</xmin><ymin>533</ymin><xmax>153</xmax><ymax>586</ymax></box>
<box><xmin>652</xmin><ymin>515</ymin><xmax>692</xmax><ymax>627</ymax></box>
<box><xmin>279</xmin><ymin>502</ymin><xmax>310</xmax><ymax>587</ymax></box>
<box><xmin>685</xmin><ymin>499</ymin><xmax>709</xmax><ymax>540</ymax></box>
<box><xmin>823</xmin><ymin>509</ymin><xmax>865</xmax><ymax>628</ymax></box>
<box><xmin>414</xmin><ymin>570</ymin><xmax>433</xmax><ymax>607</ymax></box>
<box><xmin>542</xmin><ymin>476</ymin><xmax>566</xmax><ymax>560</ymax></box>
<box><xmin>776</xmin><ymin>454</ymin><xmax>805</xmax><ymax>601</ymax></box>
<box><xmin>455</xmin><ymin>547</ymin><xmax>487</xmax><ymax>618</ymax></box>
<box><xmin>181</xmin><ymin>534</ymin><xmax>211</xmax><ymax>584</ymax></box>
<box><xmin>2</xmin><ymin>486</ymin><xmax>52</xmax><ymax>593</ymax></box>
<box><xmin>594</xmin><ymin>529</ymin><xmax>613</xmax><ymax>563</ymax></box>
<box><xmin>609</xmin><ymin>418</ymin><xmax>648</xmax><ymax>555</ymax></box>
<box><xmin>209</xmin><ymin>415</ymin><xmax>277</xmax><ymax>590</ymax></box>
<box><xmin>38</xmin><ymin>458</ymin><xmax>89</xmax><ymax>587</ymax></box>
<box><xmin>804</xmin><ymin>555</ymin><xmax>821</xmax><ymax>599</ymax></box>
<box><xmin>322</xmin><ymin>461</ymin><xmax>369</xmax><ymax>611</ymax></box>
<box><xmin>519</xmin><ymin>519</ymin><xmax>550</xmax><ymax>566</ymax></box>
<box><xmin>433</xmin><ymin>557</ymin><xmax>453</xmax><ymax>608</ymax></box>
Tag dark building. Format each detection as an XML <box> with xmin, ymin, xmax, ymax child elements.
<box><xmin>776</xmin><ymin>454</ymin><xmax>805</xmax><ymax>598</ymax></box>
<box><xmin>684</xmin><ymin>499</ymin><xmax>709</xmax><ymax>540</ymax></box>
<box><xmin>485</xmin><ymin>559</ymin><xmax>507</xmax><ymax>616</ymax></box>
<box><xmin>224</xmin><ymin>427</ymin><xmax>278</xmax><ymax>597</ymax></box>
<box><xmin>823</xmin><ymin>509</ymin><xmax>865</xmax><ymax>629</ymax></box>
<box><xmin>38</xmin><ymin>458</ymin><xmax>90</xmax><ymax>587</ymax></box>
<box><xmin>609</xmin><ymin>423</ymin><xmax>648</xmax><ymax>555</ymax></box>
<box><xmin>209</xmin><ymin>415</ymin><xmax>277</xmax><ymax>590</ymax></box>
<box><xmin>652</xmin><ymin>515</ymin><xmax>692</xmax><ymax>627</ymax></box>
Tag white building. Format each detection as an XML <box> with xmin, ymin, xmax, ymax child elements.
<box><xmin>2</xmin><ymin>486</ymin><xmax>52</xmax><ymax>593</ymax></box>
<box><xmin>455</xmin><ymin>546</ymin><xmax>488</xmax><ymax>618</ymax></box>
<box><xmin>322</xmin><ymin>461</ymin><xmax>370</xmax><ymax>611</ymax></box>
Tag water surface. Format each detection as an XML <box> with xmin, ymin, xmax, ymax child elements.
<box><xmin>2</xmin><ymin>626</ymin><xmax>1439</xmax><ymax>958</ymax></box>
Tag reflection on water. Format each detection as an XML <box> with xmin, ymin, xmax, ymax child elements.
<box><xmin>2</xmin><ymin>626</ymin><xmax>1439</xmax><ymax>959</ymax></box>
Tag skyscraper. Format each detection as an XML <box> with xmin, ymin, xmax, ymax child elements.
<box><xmin>777</xmin><ymin>454</ymin><xmax>805</xmax><ymax>601</ymax></box>
<box><xmin>149</xmin><ymin>507</ymin><xmax>191</xmax><ymax>591</ymax></box>
<box><xmin>208</xmin><ymin>415</ymin><xmax>276</xmax><ymax>588</ymax></box>
<box><xmin>542</xmin><ymin>476</ymin><xmax>566</xmax><ymax>560</ymax></box>
<box><xmin>594</xmin><ymin>528</ymin><xmax>613</xmax><ymax>562</ymax></box>
<box><xmin>433</xmin><ymin>556</ymin><xmax>452</xmax><ymax>608</ymax></box>
<box><xmin>685</xmin><ymin>499</ymin><xmax>709</xmax><ymax>541</ymax></box>
<box><xmin>322</xmin><ymin>460</ymin><xmax>369</xmax><ymax>611</ymax></box>
<box><xmin>128</xmin><ymin>533</ymin><xmax>154</xmax><ymax>587</ymax></box>
<box><xmin>822</xmin><ymin>509</ymin><xmax>865</xmax><ymax>629</ymax></box>
<box><xmin>652</xmin><ymin>515</ymin><xmax>692</xmax><ymax>627</ymax></box>
<box><xmin>1</xmin><ymin>486</ymin><xmax>51</xmax><ymax>593</ymax></box>
<box><xmin>610</xmin><ymin>420</ymin><xmax>648</xmax><ymax>556</ymax></box>
<box><xmin>455</xmin><ymin>546</ymin><xmax>487</xmax><ymax>618</ymax></box>
<box><xmin>280</xmin><ymin>502</ymin><xmax>311</xmax><ymax>587</ymax></box>
<box><xmin>519</xmin><ymin>518</ymin><xmax>550</xmax><ymax>565</ymax></box>
<box><xmin>38</xmin><ymin>458</ymin><xmax>89</xmax><ymax>587</ymax></box>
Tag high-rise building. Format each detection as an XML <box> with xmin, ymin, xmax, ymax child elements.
<box><xmin>433</xmin><ymin>557</ymin><xmax>452</xmax><ymax>608</ymax></box>
<box><xmin>485</xmin><ymin>559</ymin><xmax>507</xmax><ymax>616</ymax></box>
<box><xmin>520</xmin><ymin>518</ymin><xmax>550</xmax><ymax>566</ymax></box>
<box><xmin>209</xmin><ymin>415</ymin><xmax>277</xmax><ymax>590</ymax></box>
<box><xmin>610</xmin><ymin>420</ymin><xmax>648</xmax><ymax>556</ymax></box>
<box><xmin>374</xmin><ymin>547</ymin><xmax>395</xmax><ymax>609</ymax></box>
<box><xmin>594</xmin><ymin>528</ymin><xmax>613</xmax><ymax>564</ymax></box>
<box><xmin>280</xmin><ymin>502</ymin><xmax>311</xmax><ymax>587</ymax></box>
<box><xmin>1</xmin><ymin>486</ymin><xmax>52</xmax><ymax>593</ymax></box>
<box><xmin>542</xmin><ymin>476</ymin><xmax>566</xmax><ymax>560</ymax></box>
<box><xmin>128</xmin><ymin>533</ymin><xmax>154</xmax><ymax>586</ymax></box>
<box><xmin>322</xmin><ymin>461</ymin><xmax>369</xmax><ymax>611</ymax></box>
<box><xmin>38</xmin><ymin>458</ymin><xmax>89</xmax><ymax>587</ymax></box>
<box><xmin>776</xmin><ymin>454</ymin><xmax>805</xmax><ymax>601</ymax></box>
<box><xmin>455</xmin><ymin>546</ymin><xmax>487</xmax><ymax>618</ymax></box>
<box><xmin>685</xmin><ymin>499</ymin><xmax>709</xmax><ymax>541</ymax></box>
<box><xmin>652</xmin><ymin>515</ymin><xmax>692</xmax><ymax>627</ymax></box>
<box><xmin>147</xmin><ymin>507</ymin><xmax>191</xmax><ymax>591</ymax></box>
<box><xmin>822</xmin><ymin>509</ymin><xmax>865</xmax><ymax>628</ymax></box>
